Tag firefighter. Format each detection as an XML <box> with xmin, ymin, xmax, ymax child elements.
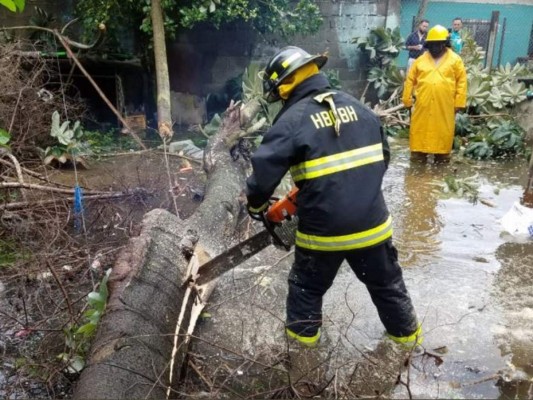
<box><xmin>246</xmin><ymin>46</ymin><xmax>421</xmax><ymax>347</ymax></box>
<box><xmin>402</xmin><ymin>25</ymin><xmax>467</xmax><ymax>163</ymax></box>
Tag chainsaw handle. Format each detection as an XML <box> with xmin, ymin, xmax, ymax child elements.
<box><xmin>266</xmin><ymin>187</ymin><xmax>299</xmax><ymax>223</ymax></box>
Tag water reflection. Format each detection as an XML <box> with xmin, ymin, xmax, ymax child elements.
<box><xmin>395</xmin><ymin>162</ymin><xmax>445</xmax><ymax>268</ymax></box>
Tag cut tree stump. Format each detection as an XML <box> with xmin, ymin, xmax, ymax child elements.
<box><xmin>73</xmin><ymin>100</ymin><xmax>261</xmax><ymax>400</ymax></box>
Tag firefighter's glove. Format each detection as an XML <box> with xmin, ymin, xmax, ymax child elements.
<box><xmin>247</xmin><ymin>202</ymin><xmax>268</xmax><ymax>221</ymax></box>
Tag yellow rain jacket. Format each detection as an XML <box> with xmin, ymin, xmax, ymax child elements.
<box><xmin>402</xmin><ymin>49</ymin><xmax>467</xmax><ymax>154</ymax></box>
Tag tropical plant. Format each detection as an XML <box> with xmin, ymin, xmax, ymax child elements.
<box><xmin>464</xmin><ymin>136</ymin><xmax>493</xmax><ymax>160</ymax></box>
<box><xmin>461</xmin><ymin>29</ymin><xmax>486</xmax><ymax>70</ymax></box>
<box><xmin>353</xmin><ymin>27</ymin><xmax>404</xmax><ymax>68</ymax></box>
<box><xmin>353</xmin><ymin>27</ymin><xmax>405</xmax><ymax>99</ymax></box>
<box><xmin>466</xmin><ymin>76</ymin><xmax>491</xmax><ymax>109</ymax></box>
<box><xmin>28</xmin><ymin>6</ymin><xmax>57</xmax><ymax>47</ymax></box>
<box><xmin>487</xmin><ymin>120</ymin><xmax>525</xmax><ymax>156</ymax></box>
<box><xmin>323</xmin><ymin>69</ymin><xmax>342</xmax><ymax>90</ymax></box>
<box><xmin>463</xmin><ymin>31</ymin><xmax>528</xmax><ymax>113</ymax></box>
<box><xmin>491</xmin><ymin>62</ymin><xmax>527</xmax><ymax>86</ymax></box>
<box><xmin>455</xmin><ymin>29</ymin><xmax>529</xmax><ymax>161</ymax></box>
<box><xmin>44</xmin><ymin>111</ymin><xmax>91</xmax><ymax>167</ymax></box>
<box><xmin>454</xmin><ymin>113</ymin><xmax>474</xmax><ymax>137</ymax></box>
<box><xmin>464</xmin><ymin>120</ymin><xmax>525</xmax><ymax>160</ymax></box>
<box><xmin>367</xmin><ymin>64</ymin><xmax>404</xmax><ymax>98</ymax></box>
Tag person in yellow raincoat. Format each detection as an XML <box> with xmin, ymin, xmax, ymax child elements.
<box><xmin>402</xmin><ymin>25</ymin><xmax>467</xmax><ymax>163</ymax></box>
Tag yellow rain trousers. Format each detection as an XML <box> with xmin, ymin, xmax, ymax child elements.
<box><xmin>402</xmin><ymin>50</ymin><xmax>467</xmax><ymax>154</ymax></box>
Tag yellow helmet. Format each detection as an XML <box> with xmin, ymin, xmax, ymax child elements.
<box><xmin>426</xmin><ymin>25</ymin><xmax>450</xmax><ymax>42</ymax></box>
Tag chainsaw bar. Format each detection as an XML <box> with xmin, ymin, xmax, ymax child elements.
<box><xmin>187</xmin><ymin>229</ymin><xmax>272</xmax><ymax>287</ymax></box>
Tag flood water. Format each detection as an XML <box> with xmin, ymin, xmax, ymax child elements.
<box><xmin>384</xmin><ymin>139</ymin><xmax>533</xmax><ymax>398</ymax></box>
<box><xmin>328</xmin><ymin>138</ymin><xmax>533</xmax><ymax>398</ymax></box>
<box><xmin>200</xmin><ymin>138</ymin><xmax>533</xmax><ymax>399</ymax></box>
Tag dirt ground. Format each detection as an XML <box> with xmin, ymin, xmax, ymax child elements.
<box><xmin>0</xmin><ymin>152</ymin><xmax>205</xmax><ymax>399</ymax></box>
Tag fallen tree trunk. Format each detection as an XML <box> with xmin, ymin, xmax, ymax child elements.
<box><xmin>73</xmin><ymin>100</ymin><xmax>261</xmax><ymax>400</ymax></box>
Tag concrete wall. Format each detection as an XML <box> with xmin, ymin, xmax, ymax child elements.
<box><xmin>167</xmin><ymin>0</ymin><xmax>400</xmax><ymax>98</ymax></box>
<box><xmin>288</xmin><ymin>0</ymin><xmax>401</xmax><ymax>96</ymax></box>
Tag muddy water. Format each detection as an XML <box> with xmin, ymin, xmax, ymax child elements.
<box><xmin>343</xmin><ymin>139</ymin><xmax>532</xmax><ymax>398</ymax></box>
<box><xmin>200</xmin><ymin>138</ymin><xmax>532</xmax><ymax>398</ymax></box>
<box><xmin>45</xmin><ymin>152</ymin><xmax>203</xmax><ymax>218</ymax></box>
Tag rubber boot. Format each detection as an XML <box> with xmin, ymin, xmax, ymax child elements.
<box><xmin>386</xmin><ymin>324</ymin><xmax>424</xmax><ymax>350</ymax></box>
<box><xmin>286</xmin><ymin>328</ymin><xmax>327</xmax><ymax>396</ymax></box>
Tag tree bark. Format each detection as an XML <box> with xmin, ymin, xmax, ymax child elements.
<box><xmin>415</xmin><ymin>0</ymin><xmax>430</xmax><ymax>27</ymax></box>
<box><xmin>151</xmin><ymin>0</ymin><xmax>173</xmax><ymax>139</ymax></box>
<box><xmin>73</xmin><ymin>100</ymin><xmax>261</xmax><ymax>400</ymax></box>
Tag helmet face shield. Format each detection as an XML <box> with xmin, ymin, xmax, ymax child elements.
<box><xmin>426</xmin><ymin>41</ymin><xmax>447</xmax><ymax>57</ymax></box>
<box><xmin>260</xmin><ymin>70</ymin><xmax>280</xmax><ymax>102</ymax></box>
<box><xmin>261</xmin><ymin>46</ymin><xmax>327</xmax><ymax>102</ymax></box>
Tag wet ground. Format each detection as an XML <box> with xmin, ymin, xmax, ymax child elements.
<box><xmin>195</xmin><ymin>138</ymin><xmax>533</xmax><ymax>399</ymax></box>
<box><xmin>1</xmin><ymin>141</ymin><xmax>532</xmax><ymax>398</ymax></box>
<box><xmin>0</xmin><ymin>152</ymin><xmax>204</xmax><ymax>399</ymax></box>
<box><xmin>384</xmin><ymin>139</ymin><xmax>533</xmax><ymax>398</ymax></box>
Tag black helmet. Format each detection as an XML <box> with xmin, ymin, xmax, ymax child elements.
<box><xmin>262</xmin><ymin>46</ymin><xmax>328</xmax><ymax>102</ymax></box>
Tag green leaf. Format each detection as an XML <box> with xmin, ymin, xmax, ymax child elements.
<box><xmin>467</xmin><ymin>76</ymin><xmax>491</xmax><ymax>107</ymax></box>
<box><xmin>75</xmin><ymin>322</ymin><xmax>96</xmax><ymax>336</ymax></box>
<box><xmin>87</xmin><ymin>310</ymin><xmax>102</xmax><ymax>325</ymax></box>
<box><xmin>87</xmin><ymin>291</ymin><xmax>105</xmax><ymax>306</ymax></box>
<box><xmin>66</xmin><ymin>355</ymin><xmax>85</xmax><ymax>374</ymax></box>
<box><xmin>0</xmin><ymin>0</ymin><xmax>16</xmax><ymax>12</ymax></box>
<box><xmin>0</xmin><ymin>128</ymin><xmax>11</xmax><ymax>145</ymax></box>
<box><xmin>12</xmin><ymin>0</ymin><xmax>24</xmax><ymax>12</ymax></box>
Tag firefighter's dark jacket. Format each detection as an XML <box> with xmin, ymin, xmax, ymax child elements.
<box><xmin>246</xmin><ymin>74</ymin><xmax>392</xmax><ymax>251</ymax></box>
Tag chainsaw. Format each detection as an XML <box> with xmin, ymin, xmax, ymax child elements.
<box><xmin>185</xmin><ymin>187</ymin><xmax>299</xmax><ymax>287</ymax></box>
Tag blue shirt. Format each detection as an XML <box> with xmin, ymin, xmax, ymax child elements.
<box><xmin>450</xmin><ymin>30</ymin><xmax>463</xmax><ymax>54</ymax></box>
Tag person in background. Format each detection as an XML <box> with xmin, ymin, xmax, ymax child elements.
<box><xmin>449</xmin><ymin>17</ymin><xmax>464</xmax><ymax>54</ymax></box>
<box><xmin>405</xmin><ymin>19</ymin><xmax>429</xmax><ymax>73</ymax></box>
<box><xmin>246</xmin><ymin>46</ymin><xmax>421</xmax><ymax>349</ymax></box>
<box><xmin>402</xmin><ymin>25</ymin><xmax>468</xmax><ymax>163</ymax></box>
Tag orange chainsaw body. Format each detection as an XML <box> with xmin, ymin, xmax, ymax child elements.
<box><xmin>266</xmin><ymin>187</ymin><xmax>299</xmax><ymax>223</ymax></box>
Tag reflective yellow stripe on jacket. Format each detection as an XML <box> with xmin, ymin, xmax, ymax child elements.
<box><xmin>296</xmin><ymin>216</ymin><xmax>393</xmax><ymax>251</ymax></box>
<box><xmin>290</xmin><ymin>143</ymin><xmax>384</xmax><ymax>182</ymax></box>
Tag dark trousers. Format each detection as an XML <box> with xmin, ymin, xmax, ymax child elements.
<box><xmin>286</xmin><ymin>239</ymin><xmax>418</xmax><ymax>338</ymax></box>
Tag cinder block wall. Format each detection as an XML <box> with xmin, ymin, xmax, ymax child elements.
<box><xmin>168</xmin><ymin>0</ymin><xmax>399</xmax><ymax>98</ymax></box>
